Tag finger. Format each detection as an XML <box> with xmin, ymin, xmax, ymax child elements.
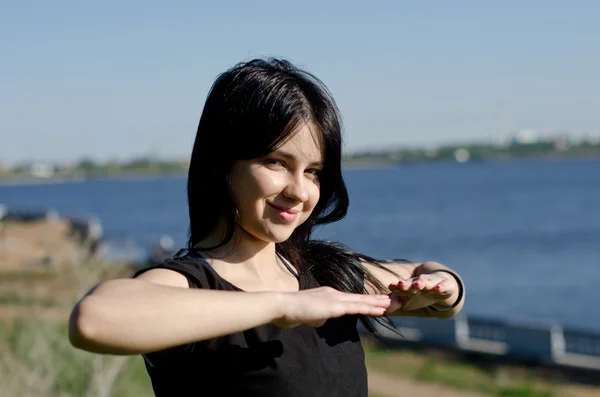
<box><xmin>431</xmin><ymin>278</ymin><xmax>457</xmax><ymax>296</ymax></box>
<box><xmin>389</xmin><ymin>288</ymin><xmax>420</xmax><ymax>297</ymax></box>
<box><xmin>338</xmin><ymin>293</ymin><xmax>391</xmax><ymax>307</ymax></box>
<box><xmin>389</xmin><ymin>281</ymin><xmax>421</xmax><ymax>296</ymax></box>
<box><xmin>415</xmin><ymin>281</ymin><xmax>454</xmax><ymax>300</ymax></box>
<box><xmin>343</xmin><ymin>302</ymin><xmax>388</xmax><ymax>317</ymax></box>
<box><xmin>413</xmin><ymin>275</ymin><xmax>440</xmax><ymax>291</ymax></box>
<box><xmin>389</xmin><ymin>279</ymin><xmax>415</xmax><ymax>292</ymax></box>
<box><xmin>386</xmin><ymin>294</ymin><xmax>406</xmax><ymax>313</ymax></box>
<box><xmin>328</xmin><ymin>303</ymin><xmax>385</xmax><ymax>319</ymax></box>
<box><xmin>354</xmin><ymin>295</ymin><xmax>392</xmax><ymax>308</ymax></box>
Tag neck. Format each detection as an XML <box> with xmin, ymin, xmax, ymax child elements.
<box><xmin>193</xmin><ymin>222</ymin><xmax>281</xmax><ymax>277</ymax></box>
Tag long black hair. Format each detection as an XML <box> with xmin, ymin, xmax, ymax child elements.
<box><xmin>186</xmin><ymin>58</ymin><xmax>401</xmax><ymax>327</ymax></box>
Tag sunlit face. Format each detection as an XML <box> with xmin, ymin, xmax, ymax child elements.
<box><xmin>229</xmin><ymin>123</ymin><xmax>324</xmax><ymax>243</ymax></box>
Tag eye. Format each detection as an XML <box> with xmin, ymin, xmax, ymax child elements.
<box><xmin>305</xmin><ymin>168</ymin><xmax>322</xmax><ymax>178</ymax></box>
<box><xmin>264</xmin><ymin>159</ymin><xmax>285</xmax><ymax>168</ymax></box>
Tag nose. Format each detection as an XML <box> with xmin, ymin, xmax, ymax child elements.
<box><xmin>283</xmin><ymin>173</ymin><xmax>309</xmax><ymax>203</ymax></box>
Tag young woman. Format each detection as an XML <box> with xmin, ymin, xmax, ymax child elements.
<box><xmin>69</xmin><ymin>58</ymin><xmax>465</xmax><ymax>397</ymax></box>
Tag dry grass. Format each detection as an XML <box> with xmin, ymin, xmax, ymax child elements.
<box><xmin>362</xmin><ymin>339</ymin><xmax>600</xmax><ymax>397</ymax></box>
<box><xmin>0</xmin><ymin>315</ymin><xmax>152</xmax><ymax>397</ymax></box>
<box><xmin>0</xmin><ymin>261</ymin><xmax>151</xmax><ymax>397</ymax></box>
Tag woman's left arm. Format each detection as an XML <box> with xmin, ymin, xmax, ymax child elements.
<box><xmin>363</xmin><ymin>261</ymin><xmax>465</xmax><ymax>319</ymax></box>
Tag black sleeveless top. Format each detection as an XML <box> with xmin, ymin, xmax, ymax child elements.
<box><xmin>133</xmin><ymin>251</ymin><xmax>368</xmax><ymax>397</ymax></box>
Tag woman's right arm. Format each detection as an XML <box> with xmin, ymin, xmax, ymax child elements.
<box><xmin>68</xmin><ymin>269</ymin><xmax>390</xmax><ymax>355</ymax></box>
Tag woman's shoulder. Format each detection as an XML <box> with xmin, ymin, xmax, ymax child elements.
<box><xmin>133</xmin><ymin>250</ymin><xmax>226</xmax><ymax>290</ymax></box>
<box><xmin>134</xmin><ymin>266</ymin><xmax>190</xmax><ymax>288</ymax></box>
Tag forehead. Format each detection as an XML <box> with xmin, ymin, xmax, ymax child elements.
<box><xmin>276</xmin><ymin>123</ymin><xmax>324</xmax><ymax>162</ymax></box>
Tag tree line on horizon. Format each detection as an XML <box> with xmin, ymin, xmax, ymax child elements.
<box><xmin>2</xmin><ymin>139</ymin><xmax>600</xmax><ymax>180</ymax></box>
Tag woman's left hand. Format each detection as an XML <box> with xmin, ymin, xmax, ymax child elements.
<box><xmin>386</xmin><ymin>272</ymin><xmax>459</xmax><ymax>313</ymax></box>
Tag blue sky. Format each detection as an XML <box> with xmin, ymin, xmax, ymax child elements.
<box><xmin>1</xmin><ymin>1</ymin><xmax>599</xmax><ymax>163</ymax></box>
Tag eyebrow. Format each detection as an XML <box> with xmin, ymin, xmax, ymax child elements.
<box><xmin>273</xmin><ymin>149</ymin><xmax>324</xmax><ymax>167</ymax></box>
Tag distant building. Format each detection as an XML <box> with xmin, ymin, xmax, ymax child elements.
<box><xmin>514</xmin><ymin>129</ymin><xmax>539</xmax><ymax>144</ymax></box>
<box><xmin>30</xmin><ymin>163</ymin><xmax>54</xmax><ymax>178</ymax></box>
<box><xmin>454</xmin><ymin>148</ymin><xmax>470</xmax><ymax>163</ymax></box>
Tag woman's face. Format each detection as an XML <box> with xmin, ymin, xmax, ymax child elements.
<box><xmin>229</xmin><ymin>123</ymin><xmax>324</xmax><ymax>243</ymax></box>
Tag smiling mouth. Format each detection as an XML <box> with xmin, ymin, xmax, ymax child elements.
<box><xmin>269</xmin><ymin>203</ymin><xmax>300</xmax><ymax>214</ymax></box>
<box><xmin>268</xmin><ymin>203</ymin><xmax>300</xmax><ymax>222</ymax></box>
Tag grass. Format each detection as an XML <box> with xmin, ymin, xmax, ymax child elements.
<box><xmin>0</xmin><ymin>316</ymin><xmax>153</xmax><ymax>397</ymax></box>
<box><xmin>363</xmin><ymin>342</ymin><xmax>559</xmax><ymax>397</ymax></box>
<box><xmin>0</xmin><ymin>291</ymin><xmax>60</xmax><ymax>307</ymax></box>
<box><xmin>0</xmin><ymin>262</ymin><xmax>153</xmax><ymax>397</ymax></box>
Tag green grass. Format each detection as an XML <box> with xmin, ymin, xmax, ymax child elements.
<box><xmin>0</xmin><ymin>263</ymin><xmax>152</xmax><ymax>397</ymax></box>
<box><xmin>364</xmin><ymin>344</ymin><xmax>556</xmax><ymax>397</ymax></box>
<box><xmin>0</xmin><ymin>316</ymin><xmax>153</xmax><ymax>397</ymax></box>
<box><xmin>0</xmin><ymin>291</ymin><xmax>61</xmax><ymax>307</ymax></box>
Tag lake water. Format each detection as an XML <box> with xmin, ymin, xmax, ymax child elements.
<box><xmin>2</xmin><ymin>158</ymin><xmax>599</xmax><ymax>332</ymax></box>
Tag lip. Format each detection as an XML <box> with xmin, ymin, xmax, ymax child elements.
<box><xmin>268</xmin><ymin>203</ymin><xmax>301</xmax><ymax>214</ymax></box>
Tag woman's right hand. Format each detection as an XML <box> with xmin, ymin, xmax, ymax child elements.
<box><xmin>271</xmin><ymin>287</ymin><xmax>391</xmax><ymax>328</ymax></box>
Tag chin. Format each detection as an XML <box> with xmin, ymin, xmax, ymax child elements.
<box><xmin>246</xmin><ymin>219</ymin><xmax>305</xmax><ymax>244</ymax></box>
<box><xmin>263</xmin><ymin>226</ymin><xmax>297</xmax><ymax>243</ymax></box>
<box><xmin>268</xmin><ymin>232</ymin><xmax>295</xmax><ymax>243</ymax></box>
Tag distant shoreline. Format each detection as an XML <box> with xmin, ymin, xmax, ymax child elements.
<box><xmin>0</xmin><ymin>176</ymin><xmax>88</xmax><ymax>187</ymax></box>
<box><xmin>1</xmin><ymin>155</ymin><xmax>599</xmax><ymax>187</ymax></box>
<box><xmin>0</xmin><ymin>173</ymin><xmax>185</xmax><ymax>187</ymax></box>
